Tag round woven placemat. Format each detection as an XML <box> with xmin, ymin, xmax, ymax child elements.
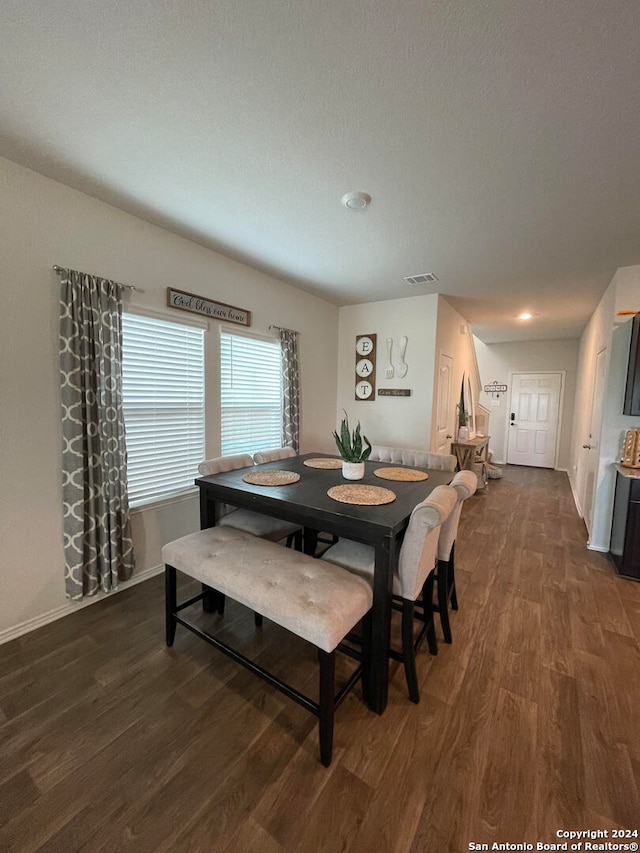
<box><xmin>242</xmin><ymin>470</ymin><xmax>301</xmax><ymax>486</ymax></box>
<box><xmin>373</xmin><ymin>467</ymin><xmax>429</xmax><ymax>482</ymax></box>
<box><xmin>327</xmin><ymin>484</ymin><xmax>396</xmax><ymax>506</ymax></box>
<box><xmin>303</xmin><ymin>457</ymin><xmax>343</xmax><ymax>469</ymax></box>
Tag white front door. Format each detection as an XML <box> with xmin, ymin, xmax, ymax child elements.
<box><xmin>506</xmin><ymin>373</ymin><xmax>563</xmax><ymax>468</ymax></box>
<box><xmin>435</xmin><ymin>352</ymin><xmax>454</xmax><ymax>454</ymax></box>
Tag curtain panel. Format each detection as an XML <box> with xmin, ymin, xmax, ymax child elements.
<box><xmin>58</xmin><ymin>268</ymin><xmax>135</xmax><ymax>599</ymax></box>
<box><xmin>278</xmin><ymin>328</ymin><xmax>300</xmax><ymax>452</ymax></box>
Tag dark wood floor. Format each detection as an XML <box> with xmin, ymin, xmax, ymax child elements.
<box><xmin>1</xmin><ymin>465</ymin><xmax>639</xmax><ymax>852</ymax></box>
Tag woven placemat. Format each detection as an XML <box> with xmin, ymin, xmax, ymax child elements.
<box><xmin>242</xmin><ymin>470</ymin><xmax>301</xmax><ymax>486</ymax></box>
<box><xmin>373</xmin><ymin>467</ymin><xmax>429</xmax><ymax>482</ymax></box>
<box><xmin>303</xmin><ymin>457</ymin><xmax>343</xmax><ymax>469</ymax></box>
<box><xmin>327</xmin><ymin>484</ymin><xmax>396</xmax><ymax>506</ymax></box>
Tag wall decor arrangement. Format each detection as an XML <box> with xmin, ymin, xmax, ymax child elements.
<box><xmin>483</xmin><ymin>380</ymin><xmax>508</xmax><ymax>399</ymax></box>
<box><xmin>167</xmin><ymin>288</ymin><xmax>251</xmax><ymax>326</ymax></box>
<box><xmin>382</xmin><ymin>335</ymin><xmax>409</xmax><ymax>380</ymax></box>
<box><xmin>355</xmin><ymin>334</ymin><xmax>376</xmax><ymax>401</ymax></box>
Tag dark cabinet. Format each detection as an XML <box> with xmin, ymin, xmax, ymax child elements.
<box><xmin>609</xmin><ymin>468</ymin><xmax>640</xmax><ymax>579</ymax></box>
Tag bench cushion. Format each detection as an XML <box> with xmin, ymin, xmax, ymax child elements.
<box><xmin>218</xmin><ymin>508</ymin><xmax>300</xmax><ymax>541</ymax></box>
<box><xmin>162</xmin><ymin>527</ymin><xmax>373</xmax><ymax>653</ymax></box>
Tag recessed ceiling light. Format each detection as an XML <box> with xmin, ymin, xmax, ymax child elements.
<box><xmin>518</xmin><ymin>312</ymin><xmax>533</xmax><ymax>320</ymax></box>
<box><xmin>341</xmin><ymin>191</ymin><xmax>371</xmax><ymax>211</ymax></box>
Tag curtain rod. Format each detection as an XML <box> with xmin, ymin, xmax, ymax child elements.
<box><xmin>52</xmin><ymin>265</ymin><xmax>136</xmax><ymax>291</ymax></box>
<box><xmin>268</xmin><ymin>324</ymin><xmax>300</xmax><ymax>335</ymax></box>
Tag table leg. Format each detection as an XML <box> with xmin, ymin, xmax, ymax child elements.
<box><xmin>303</xmin><ymin>527</ymin><xmax>319</xmax><ymax>556</ymax></box>
<box><xmin>367</xmin><ymin>538</ymin><xmax>396</xmax><ymax>714</ymax></box>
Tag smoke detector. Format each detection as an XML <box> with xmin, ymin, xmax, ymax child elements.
<box><xmin>403</xmin><ymin>272</ymin><xmax>438</xmax><ymax>285</ymax></box>
<box><xmin>341</xmin><ymin>191</ymin><xmax>371</xmax><ymax>211</ymax></box>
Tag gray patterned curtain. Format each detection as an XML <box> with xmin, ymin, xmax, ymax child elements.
<box><xmin>58</xmin><ymin>268</ymin><xmax>135</xmax><ymax>600</ymax></box>
<box><xmin>278</xmin><ymin>328</ymin><xmax>300</xmax><ymax>452</ymax></box>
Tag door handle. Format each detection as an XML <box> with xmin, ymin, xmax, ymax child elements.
<box><xmin>446</xmin><ymin>433</ymin><xmax>452</xmax><ymax>439</ymax></box>
<box><xmin>582</xmin><ymin>444</ymin><xmax>592</xmax><ymax>450</ymax></box>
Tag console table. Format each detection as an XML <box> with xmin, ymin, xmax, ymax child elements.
<box><xmin>451</xmin><ymin>435</ymin><xmax>490</xmax><ymax>487</ymax></box>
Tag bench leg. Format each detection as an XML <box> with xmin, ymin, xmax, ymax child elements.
<box><xmin>285</xmin><ymin>529</ymin><xmax>304</xmax><ymax>551</ymax></box>
<box><xmin>318</xmin><ymin>649</ymin><xmax>336</xmax><ymax>767</ymax></box>
<box><xmin>202</xmin><ymin>584</ymin><xmax>217</xmax><ymax>613</ymax></box>
<box><xmin>165</xmin><ymin>565</ymin><xmax>177</xmax><ymax>647</ymax></box>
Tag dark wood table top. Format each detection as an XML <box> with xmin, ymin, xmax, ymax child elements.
<box><xmin>196</xmin><ymin>452</ymin><xmax>453</xmax><ymax>543</ymax></box>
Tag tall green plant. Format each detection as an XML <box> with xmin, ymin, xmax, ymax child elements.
<box><xmin>333</xmin><ymin>411</ymin><xmax>372</xmax><ymax>462</ymax></box>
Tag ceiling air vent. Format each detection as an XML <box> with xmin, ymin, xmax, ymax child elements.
<box><xmin>403</xmin><ymin>272</ymin><xmax>438</xmax><ymax>286</ymax></box>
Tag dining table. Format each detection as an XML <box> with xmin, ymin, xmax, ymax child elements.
<box><xmin>195</xmin><ymin>452</ymin><xmax>453</xmax><ymax>714</ymax></box>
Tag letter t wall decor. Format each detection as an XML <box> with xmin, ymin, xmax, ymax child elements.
<box><xmin>355</xmin><ymin>334</ymin><xmax>376</xmax><ymax>401</ymax></box>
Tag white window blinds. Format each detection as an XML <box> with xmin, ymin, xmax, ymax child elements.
<box><xmin>122</xmin><ymin>313</ymin><xmax>205</xmax><ymax>506</ymax></box>
<box><xmin>220</xmin><ymin>330</ymin><xmax>282</xmax><ymax>455</ymax></box>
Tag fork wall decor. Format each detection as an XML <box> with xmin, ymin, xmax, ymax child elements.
<box><xmin>354</xmin><ymin>334</ymin><xmax>376</xmax><ymax>401</ymax></box>
<box><xmin>381</xmin><ymin>335</ymin><xmax>409</xmax><ymax>383</ymax></box>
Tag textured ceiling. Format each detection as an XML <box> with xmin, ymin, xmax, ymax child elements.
<box><xmin>2</xmin><ymin>0</ymin><xmax>640</xmax><ymax>342</ymax></box>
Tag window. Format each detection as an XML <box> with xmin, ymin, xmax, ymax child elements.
<box><xmin>220</xmin><ymin>330</ymin><xmax>282</xmax><ymax>455</ymax></box>
<box><xmin>122</xmin><ymin>312</ymin><xmax>205</xmax><ymax>506</ymax></box>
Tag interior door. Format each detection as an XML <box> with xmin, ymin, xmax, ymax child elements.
<box><xmin>435</xmin><ymin>352</ymin><xmax>453</xmax><ymax>454</ymax></box>
<box><xmin>506</xmin><ymin>373</ymin><xmax>563</xmax><ymax>468</ymax></box>
<box><xmin>581</xmin><ymin>347</ymin><xmax>607</xmax><ymax>534</ymax></box>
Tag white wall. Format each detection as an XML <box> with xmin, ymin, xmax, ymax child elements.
<box><xmin>0</xmin><ymin>156</ymin><xmax>339</xmax><ymax>642</ymax></box>
<box><xmin>336</xmin><ymin>295</ymin><xmax>438</xmax><ymax>449</ymax></box>
<box><xmin>474</xmin><ymin>338</ymin><xmax>579</xmax><ymax>469</ymax></box>
<box><xmin>571</xmin><ymin>265</ymin><xmax>640</xmax><ymax>551</ymax></box>
<box><xmin>336</xmin><ymin>294</ymin><xmax>477</xmax><ymax>452</ymax></box>
<box><xmin>432</xmin><ymin>298</ymin><xmax>483</xmax><ymax>447</ymax></box>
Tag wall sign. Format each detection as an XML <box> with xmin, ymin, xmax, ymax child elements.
<box><xmin>167</xmin><ymin>288</ymin><xmax>251</xmax><ymax>326</ymax></box>
<box><xmin>483</xmin><ymin>381</ymin><xmax>508</xmax><ymax>398</ymax></box>
<box><xmin>378</xmin><ymin>388</ymin><xmax>411</xmax><ymax>397</ymax></box>
<box><xmin>355</xmin><ymin>334</ymin><xmax>376</xmax><ymax>401</ymax></box>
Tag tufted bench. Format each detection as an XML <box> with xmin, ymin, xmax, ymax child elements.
<box><xmin>162</xmin><ymin>526</ymin><xmax>373</xmax><ymax>766</ymax></box>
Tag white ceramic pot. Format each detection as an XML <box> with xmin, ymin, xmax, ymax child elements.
<box><xmin>342</xmin><ymin>461</ymin><xmax>365</xmax><ymax>480</ymax></box>
<box><xmin>458</xmin><ymin>426</ymin><xmax>469</xmax><ymax>441</ymax></box>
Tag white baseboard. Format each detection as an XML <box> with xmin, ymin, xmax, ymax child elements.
<box><xmin>568</xmin><ymin>475</ymin><xmax>583</xmax><ymax>519</ymax></box>
<box><xmin>0</xmin><ymin>564</ymin><xmax>164</xmax><ymax>646</ymax></box>
<box><xmin>587</xmin><ymin>543</ymin><xmax>609</xmax><ymax>553</ymax></box>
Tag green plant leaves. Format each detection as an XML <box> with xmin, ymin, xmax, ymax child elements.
<box><xmin>333</xmin><ymin>411</ymin><xmax>372</xmax><ymax>461</ymax></box>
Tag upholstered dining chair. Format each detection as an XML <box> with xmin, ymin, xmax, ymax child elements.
<box><xmin>322</xmin><ymin>485</ymin><xmax>457</xmax><ymax>703</ymax></box>
<box><xmin>198</xmin><ymin>453</ymin><xmax>302</xmax><ymax>549</ymax></box>
<box><xmin>252</xmin><ymin>446</ymin><xmax>296</xmax><ymax>465</ymax></box>
<box><xmin>369</xmin><ymin>445</ymin><xmax>457</xmax><ymax>472</ymax></box>
<box><xmin>433</xmin><ymin>469</ymin><xmax>477</xmax><ymax>643</ymax></box>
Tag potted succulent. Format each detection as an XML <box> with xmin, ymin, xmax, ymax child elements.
<box><xmin>333</xmin><ymin>411</ymin><xmax>372</xmax><ymax>480</ymax></box>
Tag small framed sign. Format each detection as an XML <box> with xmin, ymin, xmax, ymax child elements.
<box><xmin>378</xmin><ymin>389</ymin><xmax>411</xmax><ymax>397</ymax></box>
<box><xmin>167</xmin><ymin>288</ymin><xmax>251</xmax><ymax>326</ymax></box>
